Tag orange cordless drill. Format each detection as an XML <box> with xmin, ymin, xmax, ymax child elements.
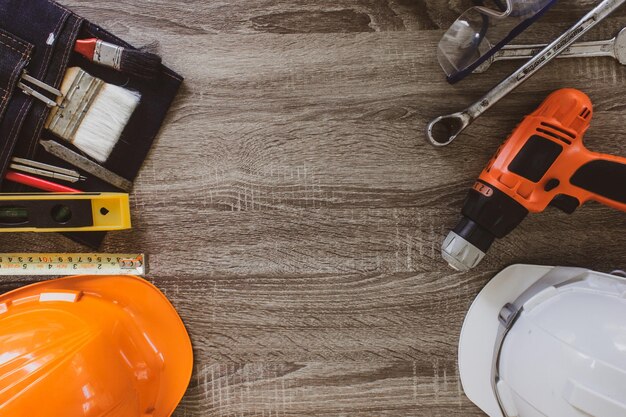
<box><xmin>442</xmin><ymin>88</ymin><xmax>626</xmax><ymax>271</ymax></box>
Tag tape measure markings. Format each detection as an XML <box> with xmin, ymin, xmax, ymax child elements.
<box><xmin>0</xmin><ymin>253</ymin><xmax>145</xmax><ymax>276</ymax></box>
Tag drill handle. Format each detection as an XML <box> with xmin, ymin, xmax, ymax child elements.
<box><xmin>570</xmin><ymin>152</ymin><xmax>626</xmax><ymax>211</ymax></box>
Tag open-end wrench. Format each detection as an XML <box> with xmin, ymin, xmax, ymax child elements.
<box><xmin>475</xmin><ymin>26</ymin><xmax>626</xmax><ymax>73</ymax></box>
<box><xmin>426</xmin><ymin>0</ymin><xmax>626</xmax><ymax>147</ymax></box>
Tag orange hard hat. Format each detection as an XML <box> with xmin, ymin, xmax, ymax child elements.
<box><xmin>0</xmin><ymin>275</ymin><xmax>193</xmax><ymax>417</ymax></box>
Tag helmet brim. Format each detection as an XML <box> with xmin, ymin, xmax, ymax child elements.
<box><xmin>0</xmin><ymin>274</ymin><xmax>193</xmax><ymax>417</ymax></box>
<box><xmin>458</xmin><ymin>264</ymin><xmax>553</xmax><ymax>417</ymax></box>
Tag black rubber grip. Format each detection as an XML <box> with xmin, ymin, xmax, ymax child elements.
<box><xmin>508</xmin><ymin>135</ymin><xmax>563</xmax><ymax>183</ymax></box>
<box><xmin>570</xmin><ymin>160</ymin><xmax>626</xmax><ymax>204</ymax></box>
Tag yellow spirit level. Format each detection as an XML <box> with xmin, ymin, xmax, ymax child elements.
<box><xmin>0</xmin><ymin>193</ymin><xmax>131</xmax><ymax>232</ymax></box>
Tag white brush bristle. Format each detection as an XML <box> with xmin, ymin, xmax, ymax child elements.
<box><xmin>72</xmin><ymin>84</ymin><xmax>141</xmax><ymax>163</ymax></box>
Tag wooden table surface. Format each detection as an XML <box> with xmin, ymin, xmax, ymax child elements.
<box><xmin>3</xmin><ymin>1</ymin><xmax>626</xmax><ymax>416</ymax></box>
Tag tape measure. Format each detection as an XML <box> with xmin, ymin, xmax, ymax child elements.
<box><xmin>0</xmin><ymin>253</ymin><xmax>145</xmax><ymax>276</ymax></box>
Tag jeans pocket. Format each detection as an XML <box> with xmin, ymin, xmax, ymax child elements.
<box><xmin>0</xmin><ymin>28</ymin><xmax>33</xmax><ymax>126</ymax></box>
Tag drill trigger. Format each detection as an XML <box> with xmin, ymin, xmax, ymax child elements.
<box><xmin>549</xmin><ymin>194</ymin><xmax>580</xmax><ymax>214</ymax></box>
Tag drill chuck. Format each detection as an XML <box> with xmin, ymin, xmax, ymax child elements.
<box><xmin>441</xmin><ymin>232</ymin><xmax>484</xmax><ymax>272</ymax></box>
<box><xmin>441</xmin><ymin>217</ymin><xmax>494</xmax><ymax>271</ymax></box>
<box><xmin>443</xmin><ymin>178</ymin><xmax>529</xmax><ymax>271</ymax></box>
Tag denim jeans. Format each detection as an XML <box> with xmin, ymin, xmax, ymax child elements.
<box><xmin>0</xmin><ymin>0</ymin><xmax>183</xmax><ymax>246</ymax></box>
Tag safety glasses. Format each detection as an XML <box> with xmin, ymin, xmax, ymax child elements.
<box><xmin>438</xmin><ymin>0</ymin><xmax>557</xmax><ymax>83</ymax></box>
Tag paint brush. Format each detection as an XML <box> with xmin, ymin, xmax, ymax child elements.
<box><xmin>45</xmin><ymin>67</ymin><xmax>141</xmax><ymax>164</ymax></box>
<box><xmin>74</xmin><ymin>38</ymin><xmax>162</xmax><ymax>80</ymax></box>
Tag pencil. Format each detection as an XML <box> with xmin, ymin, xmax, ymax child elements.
<box><xmin>5</xmin><ymin>171</ymin><xmax>80</xmax><ymax>192</ymax></box>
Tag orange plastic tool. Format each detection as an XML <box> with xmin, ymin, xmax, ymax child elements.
<box><xmin>0</xmin><ymin>275</ymin><xmax>193</xmax><ymax>417</ymax></box>
<box><xmin>480</xmin><ymin>88</ymin><xmax>626</xmax><ymax>213</ymax></box>
<box><xmin>442</xmin><ymin>88</ymin><xmax>626</xmax><ymax>271</ymax></box>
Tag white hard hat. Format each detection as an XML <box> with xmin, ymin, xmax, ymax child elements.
<box><xmin>458</xmin><ymin>264</ymin><xmax>626</xmax><ymax>417</ymax></box>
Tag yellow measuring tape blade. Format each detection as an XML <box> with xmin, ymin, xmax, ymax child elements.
<box><xmin>0</xmin><ymin>253</ymin><xmax>145</xmax><ymax>275</ymax></box>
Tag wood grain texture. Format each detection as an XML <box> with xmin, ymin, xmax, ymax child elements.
<box><xmin>1</xmin><ymin>1</ymin><xmax>625</xmax><ymax>416</ymax></box>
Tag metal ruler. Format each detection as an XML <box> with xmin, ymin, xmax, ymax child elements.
<box><xmin>0</xmin><ymin>253</ymin><xmax>145</xmax><ymax>276</ymax></box>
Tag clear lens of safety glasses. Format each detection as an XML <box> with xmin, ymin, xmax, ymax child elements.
<box><xmin>438</xmin><ymin>0</ymin><xmax>557</xmax><ymax>84</ymax></box>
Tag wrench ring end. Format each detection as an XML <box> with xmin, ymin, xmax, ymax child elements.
<box><xmin>426</xmin><ymin>112</ymin><xmax>470</xmax><ymax>147</ymax></box>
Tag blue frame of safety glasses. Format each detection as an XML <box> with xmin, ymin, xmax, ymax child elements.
<box><xmin>447</xmin><ymin>0</ymin><xmax>558</xmax><ymax>84</ymax></box>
